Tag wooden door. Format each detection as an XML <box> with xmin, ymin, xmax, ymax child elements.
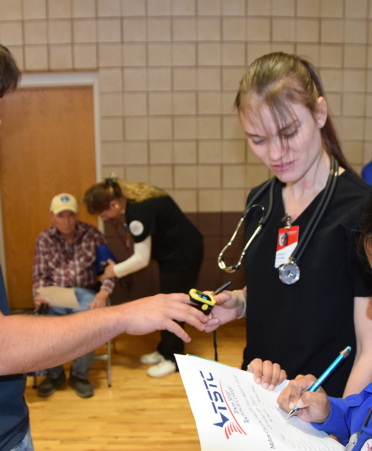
<box><xmin>0</xmin><ymin>86</ymin><xmax>97</xmax><ymax>308</ymax></box>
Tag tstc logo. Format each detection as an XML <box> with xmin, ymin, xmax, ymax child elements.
<box><xmin>200</xmin><ymin>370</ymin><xmax>247</xmax><ymax>439</ymax></box>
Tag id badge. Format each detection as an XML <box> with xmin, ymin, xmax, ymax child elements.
<box><xmin>274</xmin><ymin>226</ymin><xmax>299</xmax><ymax>268</ymax></box>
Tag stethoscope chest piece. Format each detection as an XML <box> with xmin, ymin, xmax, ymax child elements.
<box><xmin>278</xmin><ymin>258</ymin><xmax>300</xmax><ymax>285</ymax></box>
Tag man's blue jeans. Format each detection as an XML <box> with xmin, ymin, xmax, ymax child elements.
<box><xmin>10</xmin><ymin>427</ymin><xmax>34</xmax><ymax>451</ymax></box>
<box><xmin>47</xmin><ymin>288</ymin><xmax>96</xmax><ymax>380</ymax></box>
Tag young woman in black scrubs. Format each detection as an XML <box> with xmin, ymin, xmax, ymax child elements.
<box><xmin>204</xmin><ymin>52</ymin><xmax>372</xmax><ymax>398</ymax></box>
<box><xmin>84</xmin><ymin>176</ymin><xmax>204</xmax><ymax>378</ymax></box>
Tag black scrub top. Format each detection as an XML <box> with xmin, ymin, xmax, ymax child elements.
<box><xmin>243</xmin><ymin>170</ymin><xmax>372</xmax><ymax>397</ymax></box>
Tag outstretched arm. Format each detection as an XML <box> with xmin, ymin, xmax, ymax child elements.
<box><xmin>0</xmin><ymin>293</ymin><xmax>207</xmax><ymax>376</ymax></box>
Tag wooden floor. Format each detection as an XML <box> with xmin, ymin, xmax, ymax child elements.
<box><xmin>26</xmin><ymin>319</ymin><xmax>246</xmax><ymax>450</ymax></box>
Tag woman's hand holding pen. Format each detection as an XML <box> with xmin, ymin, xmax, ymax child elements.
<box><xmin>247</xmin><ymin>359</ymin><xmax>287</xmax><ymax>390</ymax></box>
<box><xmin>277</xmin><ymin>374</ymin><xmax>331</xmax><ymax>423</ymax></box>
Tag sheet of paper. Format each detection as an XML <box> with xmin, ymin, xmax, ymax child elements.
<box><xmin>37</xmin><ymin>286</ymin><xmax>79</xmax><ymax>309</ymax></box>
<box><xmin>175</xmin><ymin>354</ymin><xmax>344</xmax><ymax>451</ymax></box>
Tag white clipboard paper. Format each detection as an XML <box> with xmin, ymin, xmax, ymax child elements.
<box><xmin>37</xmin><ymin>286</ymin><xmax>79</xmax><ymax>309</ymax></box>
<box><xmin>175</xmin><ymin>354</ymin><xmax>344</xmax><ymax>451</ymax></box>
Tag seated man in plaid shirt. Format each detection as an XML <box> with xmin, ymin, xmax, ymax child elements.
<box><xmin>32</xmin><ymin>193</ymin><xmax>116</xmax><ymax>399</ymax></box>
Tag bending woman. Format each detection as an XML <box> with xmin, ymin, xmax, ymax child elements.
<box><xmin>205</xmin><ymin>52</ymin><xmax>372</xmax><ymax>398</ymax></box>
<box><xmin>84</xmin><ymin>175</ymin><xmax>204</xmax><ymax>378</ymax></box>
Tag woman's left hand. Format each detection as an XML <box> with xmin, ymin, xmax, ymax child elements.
<box><xmin>247</xmin><ymin>358</ymin><xmax>287</xmax><ymax>390</ymax></box>
<box><xmin>102</xmin><ymin>259</ymin><xmax>116</xmax><ymax>279</ymax></box>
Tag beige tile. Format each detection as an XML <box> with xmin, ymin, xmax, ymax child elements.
<box><xmin>101</xmin><ymin>141</ymin><xmax>125</xmax><ymax>165</ymax></box>
<box><xmin>23</xmin><ymin>0</ymin><xmax>47</xmax><ymax>19</ymax></box>
<box><xmin>48</xmin><ymin>0</ymin><xmax>72</xmax><ymax>18</ymax></box>
<box><xmin>199</xmin><ymin>140</ymin><xmax>222</xmax><ymax>163</ymax></box>
<box><xmin>149</xmin><ymin>166</ymin><xmax>173</xmax><ymax>189</ymax></box>
<box><xmin>197</xmin><ymin>18</ymin><xmax>221</xmax><ymax>41</ymax></box>
<box><xmin>246</xmin><ymin>18</ymin><xmax>270</xmax><ymax>42</ymax></box>
<box><xmin>148</xmin><ymin>0</ymin><xmax>171</xmax><ymax>15</ymax></box>
<box><xmin>48</xmin><ymin>20</ymin><xmax>72</xmax><ymax>44</ymax></box>
<box><xmin>222</xmin><ymin>43</ymin><xmax>246</xmax><ymax>66</ymax></box>
<box><xmin>197</xmin><ymin>165</ymin><xmax>221</xmax><ymax>188</ymax></box>
<box><xmin>198</xmin><ymin>92</ymin><xmax>221</xmax><ymax>115</ymax></box>
<box><xmin>247</xmin><ymin>145</ymin><xmax>262</xmax><ymax>164</ymax></box>
<box><xmin>297</xmin><ymin>0</ymin><xmax>320</xmax><ymax>17</ymax></box>
<box><xmin>345</xmin><ymin>0</ymin><xmax>368</xmax><ymax>18</ymax></box>
<box><xmin>198</xmin><ymin>0</ymin><xmax>221</xmax><ymax>15</ymax></box>
<box><xmin>296</xmin><ymin>44</ymin><xmax>320</xmax><ymax>66</ymax></box>
<box><xmin>73</xmin><ymin>43</ymin><xmax>97</xmax><ymax>68</ymax></box>
<box><xmin>273</xmin><ymin>19</ymin><xmax>295</xmax><ymax>42</ymax></box>
<box><xmin>365</xmin><ymin>119</ymin><xmax>372</xmax><ymax>140</ymax></box>
<box><xmin>125</xmin><ymin>166</ymin><xmax>149</xmax><ymax>183</ymax></box>
<box><xmin>342</xmin><ymin>94</ymin><xmax>366</xmax><ymax>116</ymax></box>
<box><xmin>320</xmin><ymin>0</ymin><xmax>344</xmax><ymax>17</ymax></box>
<box><xmin>319</xmin><ymin>69</ymin><xmax>342</xmax><ymax>92</ymax></box>
<box><xmin>24</xmin><ymin>21</ymin><xmax>47</xmax><ymax>45</ymax></box>
<box><xmin>174</xmin><ymin>165</ymin><xmax>198</xmax><ymax>188</ymax></box>
<box><xmin>172</xmin><ymin>18</ymin><xmax>197</xmax><ymax>41</ymax></box>
<box><xmin>98</xmin><ymin>19</ymin><xmax>121</xmax><ymax>42</ymax></box>
<box><xmin>296</xmin><ymin>19</ymin><xmax>319</xmax><ymax>43</ymax></box>
<box><xmin>148</xmin><ymin>44</ymin><xmax>171</xmax><ymax>66</ymax></box>
<box><xmin>174</xmin><ymin>117</ymin><xmax>197</xmax><ymax>139</ymax></box>
<box><xmin>173</xmin><ymin>190</ymin><xmax>197</xmax><ymax>212</ymax></box>
<box><xmin>222</xmin><ymin>140</ymin><xmax>245</xmax><ymax>163</ymax></box>
<box><xmin>149</xmin><ymin>117</ymin><xmax>172</xmax><ymax>139</ymax></box>
<box><xmin>366</xmin><ymin>95</ymin><xmax>372</xmax><ymax>116</ymax></box>
<box><xmin>25</xmin><ymin>45</ymin><xmax>48</xmax><ymax>70</ymax></box>
<box><xmin>124</xmin><ymin>141</ymin><xmax>148</xmax><ymax>164</ymax></box>
<box><xmin>223</xmin><ymin>165</ymin><xmax>245</xmax><ymax>187</ymax></box>
<box><xmin>271</xmin><ymin>43</ymin><xmax>295</xmax><ymax>53</ymax></box>
<box><xmin>247</xmin><ymin>0</ymin><xmax>271</xmax><ymax>16</ymax></box>
<box><xmin>198</xmin><ymin>189</ymin><xmax>222</xmax><ymax>212</ymax></box>
<box><xmin>103</xmin><ymin>165</ymin><xmax>124</xmax><ymax>179</ymax></box>
<box><xmin>368</xmin><ymin>48</ymin><xmax>372</xmax><ymax>69</ymax></box>
<box><xmin>148</xmin><ymin>18</ymin><xmax>171</xmax><ymax>41</ymax></box>
<box><xmin>222</xmin><ymin>91</ymin><xmax>237</xmax><ymax>115</ymax></box>
<box><xmin>368</xmin><ymin>71</ymin><xmax>372</xmax><ymax>93</ymax></box>
<box><xmin>342</xmin><ymin>117</ymin><xmax>364</xmax><ymax>139</ymax></box>
<box><xmin>149</xmin><ymin>93</ymin><xmax>172</xmax><ymax>115</ymax></box>
<box><xmin>223</xmin><ymin>116</ymin><xmax>245</xmax><ymax>139</ymax></box>
<box><xmin>0</xmin><ymin>21</ymin><xmax>23</xmax><ymax>46</ymax></box>
<box><xmin>246</xmin><ymin>165</ymin><xmax>270</xmax><ymax>187</ymax></box>
<box><xmin>222</xmin><ymin>189</ymin><xmax>246</xmax><ymax>212</ymax></box>
<box><xmin>222</xmin><ymin>67</ymin><xmax>245</xmax><ymax>90</ymax></box>
<box><xmin>149</xmin><ymin>142</ymin><xmax>173</xmax><ymax>164</ymax></box>
<box><xmin>100</xmin><ymin>68</ymin><xmax>122</xmax><ymax>92</ymax></box>
<box><xmin>0</xmin><ymin>0</ymin><xmax>22</xmax><ymax>20</ymax></box>
<box><xmin>198</xmin><ymin>68</ymin><xmax>221</xmax><ymax>90</ymax></box>
<box><xmin>123</xmin><ymin>18</ymin><xmax>147</xmax><ymax>42</ymax></box>
<box><xmin>123</xmin><ymin>44</ymin><xmax>146</xmax><ymax>66</ymax></box>
<box><xmin>326</xmin><ymin>93</ymin><xmax>342</xmax><ymax>116</ymax></box>
<box><xmin>172</xmin><ymin>43</ymin><xmax>196</xmax><ymax>66</ymax></box>
<box><xmin>345</xmin><ymin>20</ymin><xmax>367</xmax><ymax>44</ymax></box>
<box><xmin>173</xmin><ymin>92</ymin><xmax>197</xmax><ymax>115</ymax></box>
<box><xmin>148</xmin><ymin>68</ymin><xmax>172</xmax><ymax>91</ymax></box>
<box><xmin>198</xmin><ymin>117</ymin><xmax>221</xmax><ymax>139</ymax></box>
<box><xmin>321</xmin><ymin>20</ymin><xmax>344</xmax><ymax>43</ymax></box>
<box><xmin>97</xmin><ymin>0</ymin><xmax>121</xmax><ymax>17</ymax></box>
<box><xmin>343</xmin><ymin>70</ymin><xmax>366</xmax><ymax>93</ymax></box>
<box><xmin>173</xmin><ymin>141</ymin><xmax>197</xmax><ymax>163</ymax></box>
<box><xmin>123</xmin><ymin>67</ymin><xmax>149</xmax><ymax>92</ymax></box>
<box><xmin>223</xmin><ymin>0</ymin><xmax>245</xmax><ymax>15</ymax></box>
<box><xmin>173</xmin><ymin>67</ymin><xmax>197</xmax><ymax>90</ymax></box>
<box><xmin>247</xmin><ymin>43</ymin><xmax>271</xmax><ymax>64</ymax></box>
<box><xmin>343</xmin><ymin>141</ymin><xmax>364</xmax><ymax>164</ymax></box>
<box><xmin>319</xmin><ymin>45</ymin><xmax>342</xmax><ymax>68</ymax></box>
<box><xmin>73</xmin><ymin>19</ymin><xmax>97</xmax><ymax>43</ymax></box>
<box><xmin>121</xmin><ymin>0</ymin><xmax>146</xmax><ymax>16</ymax></box>
<box><xmin>72</xmin><ymin>0</ymin><xmax>96</xmax><ymax>18</ymax></box>
<box><xmin>99</xmin><ymin>43</ymin><xmax>122</xmax><ymax>67</ymax></box>
<box><xmin>171</xmin><ymin>0</ymin><xmax>196</xmax><ymax>16</ymax></box>
<box><xmin>101</xmin><ymin>117</ymin><xmax>124</xmax><ymax>141</ymax></box>
<box><xmin>272</xmin><ymin>0</ymin><xmax>295</xmax><ymax>16</ymax></box>
<box><xmin>223</xmin><ymin>18</ymin><xmax>246</xmax><ymax>41</ymax></box>
<box><xmin>100</xmin><ymin>92</ymin><xmax>123</xmax><ymax>117</ymax></box>
<box><xmin>125</xmin><ymin>117</ymin><xmax>148</xmax><ymax>140</ymax></box>
<box><xmin>123</xmin><ymin>93</ymin><xmax>147</xmax><ymax>116</ymax></box>
<box><xmin>49</xmin><ymin>45</ymin><xmax>73</xmax><ymax>70</ymax></box>
<box><xmin>344</xmin><ymin>45</ymin><xmax>366</xmax><ymax>68</ymax></box>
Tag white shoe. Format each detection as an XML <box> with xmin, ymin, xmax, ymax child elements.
<box><xmin>147</xmin><ymin>359</ymin><xmax>177</xmax><ymax>378</ymax></box>
<box><xmin>140</xmin><ymin>350</ymin><xmax>163</xmax><ymax>365</ymax></box>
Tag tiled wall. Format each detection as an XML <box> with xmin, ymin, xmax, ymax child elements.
<box><xmin>1</xmin><ymin>0</ymin><xmax>372</xmax><ymax>214</ymax></box>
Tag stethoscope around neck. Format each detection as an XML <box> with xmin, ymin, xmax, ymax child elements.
<box><xmin>218</xmin><ymin>156</ymin><xmax>339</xmax><ymax>285</ymax></box>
